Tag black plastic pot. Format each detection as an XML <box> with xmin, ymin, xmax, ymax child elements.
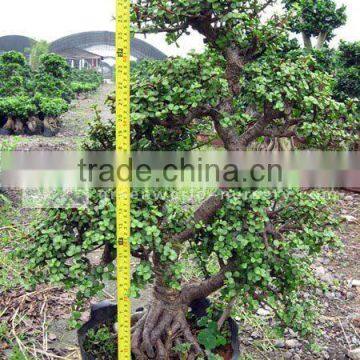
<box><xmin>0</xmin><ymin>128</ymin><xmax>11</xmax><ymax>136</ymax></box>
<box><xmin>78</xmin><ymin>299</ymin><xmax>240</xmax><ymax>360</ymax></box>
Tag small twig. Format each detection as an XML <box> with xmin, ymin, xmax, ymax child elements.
<box><xmin>11</xmin><ymin>308</ymin><xmax>29</xmax><ymax>360</ymax></box>
<box><xmin>102</xmin><ymin>289</ymin><xmax>116</xmax><ymax>300</ymax></box>
<box><xmin>0</xmin><ymin>307</ymin><xmax>8</xmax><ymax>318</ymax></box>
<box><xmin>41</xmin><ymin>297</ymin><xmax>48</xmax><ymax>353</ymax></box>
<box><xmin>0</xmin><ymin>226</ymin><xmax>19</xmax><ymax>232</ymax></box>
<box><xmin>339</xmin><ymin>319</ymin><xmax>352</xmax><ymax>349</ymax></box>
<box><xmin>32</xmin><ymin>348</ymin><xmax>71</xmax><ymax>359</ymax></box>
<box><xmin>217</xmin><ymin>297</ymin><xmax>236</xmax><ymax>331</ymax></box>
<box><xmin>350</xmin><ymin>323</ymin><xmax>359</xmax><ymax>338</ymax></box>
<box><xmin>18</xmin><ymin>286</ymin><xmax>58</xmax><ymax>301</ymax></box>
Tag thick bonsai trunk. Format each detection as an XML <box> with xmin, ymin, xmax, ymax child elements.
<box><xmin>0</xmin><ymin>116</ymin><xmax>15</xmax><ymax>135</ymax></box>
<box><xmin>14</xmin><ymin>119</ymin><xmax>24</xmax><ymax>135</ymax></box>
<box><xmin>43</xmin><ymin>116</ymin><xmax>59</xmax><ymax>137</ymax></box>
<box><xmin>131</xmin><ymin>263</ymin><xmax>231</xmax><ymax>359</ymax></box>
<box><xmin>26</xmin><ymin>116</ymin><xmax>43</xmax><ymax>135</ymax></box>
<box><xmin>131</xmin><ymin>195</ymin><xmax>232</xmax><ymax>358</ymax></box>
<box><xmin>131</xmin><ymin>286</ymin><xmax>202</xmax><ymax>360</ymax></box>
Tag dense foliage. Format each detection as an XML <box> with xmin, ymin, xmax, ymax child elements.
<box><xmin>335</xmin><ymin>41</ymin><xmax>360</xmax><ymax>101</ymax></box>
<box><xmin>23</xmin><ymin>0</ymin><xmax>358</xmax><ymax>358</ymax></box>
<box><xmin>0</xmin><ymin>51</ymin><xmax>31</xmax><ymax>97</ymax></box>
<box><xmin>71</xmin><ymin>68</ymin><xmax>103</xmax><ymax>96</ymax></box>
<box><xmin>0</xmin><ymin>52</ymin><xmax>103</xmax><ymax>136</ymax></box>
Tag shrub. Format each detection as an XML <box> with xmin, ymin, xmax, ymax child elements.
<box><xmin>71</xmin><ymin>82</ymin><xmax>98</xmax><ymax>95</ymax></box>
<box><xmin>71</xmin><ymin>69</ymin><xmax>103</xmax><ymax>87</ymax></box>
<box><xmin>0</xmin><ymin>51</ymin><xmax>31</xmax><ymax>97</ymax></box>
<box><xmin>33</xmin><ymin>54</ymin><xmax>73</xmax><ymax>102</ymax></box>
<box><xmin>70</xmin><ymin>69</ymin><xmax>103</xmax><ymax>95</ymax></box>
<box><xmin>38</xmin><ymin>53</ymin><xmax>71</xmax><ymax>80</ymax></box>
<box><xmin>335</xmin><ymin>41</ymin><xmax>360</xmax><ymax>101</ymax></box>
<box><xmin>36</xmin><ymin>96</ymin><xmax>69</xmax><ymax>118</ymax></box>
<box><xmin>0</xmin><ymin>96</ymin><xmax>36</xmax><ymax>120</ymax></box>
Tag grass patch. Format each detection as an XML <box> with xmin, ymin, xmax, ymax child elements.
<box><xmin>83</xmin><ymin>325</ymin><xmax>117</xmax><ymax>360</ymax></box>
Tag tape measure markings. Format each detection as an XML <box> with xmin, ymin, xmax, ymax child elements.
<box><xmin>116</xmin><ymin>0</ymin><xmax>131</xmax><ymax>359</ymax></box>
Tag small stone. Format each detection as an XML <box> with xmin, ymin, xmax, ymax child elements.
<box><xmin>349</xmin><ymin>280</ymin><xmax>360</xmax><ymax>287</ymax></box>
<box><xmin>325</xmin><ymin>292</ymin><xmax>335</xmax><ymax>299</ymax></box>
<box><xmin>256</xmin><ymin>308</ymin><xmax>271</xmax><ymax>316</ymax></box>
<box><xmin>285</xmin><ymin>339</ymin><xmax>301</xmax><ymax>349</ymax></box>
<box><xmin>341</xmin><ymin>214</ymin><xmax>357</xmax><ymax>223</ymax></box>
<box><xmin>288</xmin><ymin>329</ymin><xmax>297</xmax><ymax>338</ymax></box>
<box><xmin>48</xmin><ymin>333</ymin><xmax>57</xmax><ymax>341</ymax></box>
<box><xmin>284</xmin><ymin>351</ymin><xmax>293</xmax><ymax>359</ymax></box>
<box><xmin>293</xmin><ymin>355</ymin><xmax>301</xmax><ymax>360</ymax></box>
<box><xmin>345</xmin><ymin>195</ymin><xmax>353</xmax><ymax>201</ymax></box>
<box><xmin>348</xmin><ymin>348</ymin><xmax>360</xmax><ymax>360</ymax></box>
<box><xmin>274</xmin><ymin>340</ymin><xmax>285</xmax><ymax>348</ymax></box>
<box><xmin>316</xmin><ymin>288</ymin><xmax>323</xmax><ymax>296</ymax></box>
<box><xmin>315</xmin><ymin>266</ymin><xmax>326</xmax><ymax>275</ymax></box>
<box><xmin>352</xmin><ymin>317</ymin><xmax>360</xmax><ymax>327</ymax></box>
<box><xmin>251</xmin><ymin>331</ymin><xmax>262</xmax><ymax>339</ymax></box>
<box><xmin>322</xmin><ymin>351</ymin><xmax>330</xmax><ymax>359</ymax></box>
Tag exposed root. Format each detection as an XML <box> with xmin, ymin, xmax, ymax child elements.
<box><xmin>131</xmin><ymin>311</ymin><xmax>145</xmax><ymax>326</ymax></box>
<box><xmin>131</xmin><ymin>298</ymin><xmax>203</xmax><ymax>360</ymax></box>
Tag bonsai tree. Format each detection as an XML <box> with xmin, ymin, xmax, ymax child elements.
<box><xmin>36</xmin><ymin>96</ymin><xmax>69</xmax><ymax>118</ymax></box>
<box><xmin>33</xmin><ymin>53</ymin><xmax>73</xmax><ymax>102</ymax></box>
<box><xmin>0</xmin><ymin>96</ymin><xmax>36</xmax><ymax>135</ymax></box>
<box><xmin>35</xmin><ymin>96</ymin><xmax>69</xmax><ymax>136</ymax></box>
<box><xmin>0</xmin><ymin>51</ymin><xmax>31</xmax><ymax>97</ymax></box>
<box><xmin>23</xmin><ymin>0</ymin><xmax>357</xmax><ymax>358</ymax></box>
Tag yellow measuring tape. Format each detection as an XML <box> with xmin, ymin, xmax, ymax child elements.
<box><xmin>116</xmin><ymin>0</ymin><xmax>131</xmax><ymax>359</ymax></box>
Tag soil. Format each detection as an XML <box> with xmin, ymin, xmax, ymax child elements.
<box><xmin>0</xmin><ymin>83</ymin><xmax>359</xmax><ymax>359</ymax></box>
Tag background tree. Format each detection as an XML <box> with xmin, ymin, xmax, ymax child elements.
<box><xmin>283</xmin><ymin>0</ymin><xmax>347</xmax><ymax>49</ymax></box>
<box><xmin>27</xmin><ymin>40</ymin><xmax>49</xmax><ymax>70</ymax></box>
<box><xmin>335</xmin><ymin>41</ymin><xmax>360</xmax><ymax>100</ymax></box>
<box><xmin>23</xmin><ymin>0</ymin><xmax>358</xmax><ymax>358</ymax></box>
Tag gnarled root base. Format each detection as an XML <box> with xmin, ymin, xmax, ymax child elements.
<box><xmin>131</xmin><ymin>298</ymin><xmax>202</xmax><ymax>360</ymax></box>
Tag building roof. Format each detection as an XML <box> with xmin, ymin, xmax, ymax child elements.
<box><xmin>50</xmin><ymin>31</ymin><xmax>167</xmax><ymax>60</ymax></box>
<box><xmin>0</xmin><ymin>31</ymin><xmax>167</xmax><ymax>61</ymax></box>
<box><xmin>0</xmin><ymin>35</ymin><xmax>34</xmax><ymax>53</ymax></box>
<box><xmin>53</xmin><ymin>47</ymin><xmax>103</xmax><ymax>60</ymax></box>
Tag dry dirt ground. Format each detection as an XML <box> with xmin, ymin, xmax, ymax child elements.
<box><xmin>0</xmin><ymin>84</ymin><xmax>359</xmax><ymax>359</ymax></box>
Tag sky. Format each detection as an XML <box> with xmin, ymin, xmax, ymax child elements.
<box><xmin>0</xmin><ymin>0</ymin><xmax>358</xmax><ymax>57</ymax></box>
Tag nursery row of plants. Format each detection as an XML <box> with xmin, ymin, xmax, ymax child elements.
<box><xmin>0</xmin><ymin>51</ymin><xmax>103</xmax><ymax>137</ymax></box>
